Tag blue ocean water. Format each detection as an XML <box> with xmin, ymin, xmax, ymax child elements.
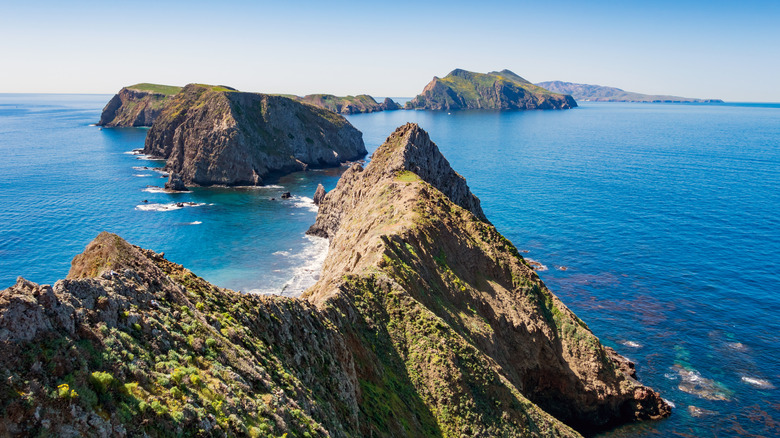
<box><xmin>1</xmin><ymin>94</ymin><xmax>779</xmax><ymax>436</ymax></box>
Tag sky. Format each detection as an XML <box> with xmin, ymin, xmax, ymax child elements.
<box><xmin>1</xmin><ymin>0</ymin><xmax>778</xmax><ymax>101</ymax></box>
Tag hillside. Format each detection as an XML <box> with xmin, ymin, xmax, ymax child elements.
<box><xmin>293</xmin><ymin>94</ymin><xmax>401</xmax><ymax>114</ymax></box>
<box><xmin>406</xmin><ymin>69</ymin><xmax>577</xmax><ymax>110</ymax></box>
<box><xmin>98</xmin><ymin>83</ymin><xmax>182</xmax><ymax>127</ymax></box>
<box><xmin>143</xmin><ymin>84</ymin><xmax>366</xmax><ymax>187</ymax></box>
<box><xmin>536</xmin><ymin>81</ymin><xmax>723</xmax><ymax>103</ymax></box>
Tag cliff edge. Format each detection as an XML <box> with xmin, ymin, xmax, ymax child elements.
<box><xmin>406</xmin><ymin>69</ymin><xmax>577</xmax><ymax>111</ymax></box>
<box><xmin>98</xmin><ymin>83</ymin><xmax>182</xmax><ymax>127</ymax></box>
<box><xmin>143</xmin><ymin>84</ymin><xmax>366</xmax><ymax>186</ymax></box>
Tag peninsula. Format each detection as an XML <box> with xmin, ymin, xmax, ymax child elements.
<box><xmin>0</xmin><ymin>124</ymin><xmax>669</xmax><ymax>437</ymax></box>
<box><xmin>536</xmin><ymin>81</ymin><xmax>723</xmax><ymax>103</ymax></box>
<box><xmin>142</xmin><ymin>84</ymin><xmax>366</xmax><ymax>187</ymax></box>
<box><xmin>406</xmin><ymin>69</ymin><xmax>577</xmax><ymax>110</ymax></box>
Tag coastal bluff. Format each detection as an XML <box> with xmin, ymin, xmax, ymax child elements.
<box><xmin>292</xmin><ymin>94</ymin><xmax>401</xmax><ymax>114</ymax></box>
<box><xmin>98</xmin><ymin>83</ymin><xmax>182</xmax><ymax>127</ymax></box>
<box><xmin>406</xmin><ymin>69</ymin><xmax>577</xmax><ymax>111</ymax></box>
<box><xmin>1</xmin><ymin>123</ymin><xmax>669</xmax><ymax>437</ymax></box>
<box><xmin>143</xmin><ymin>84</ymin><xmax>366</xmax><ymax>186</ymax></box>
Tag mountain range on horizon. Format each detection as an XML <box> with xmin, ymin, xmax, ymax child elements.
<box><xmin>536</xmin><ymin>80</ymin><xmax>723</xmax><ymax>103</ymax></box>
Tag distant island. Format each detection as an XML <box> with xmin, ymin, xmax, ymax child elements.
<box><xmin>290</xmin><ymin>94</ymin><xmax>401</xmax><ymax>114</ymax></box>
<box><xmin>142</xmin><ymin>84</ymin><xmax>366</xmax><ymax>187</ymax></box>
<box><xmin>99</xmin><ymin>85</ymin><xmax>400</xmax><ymax>128</ymax></box>
<box><xmin>536</xmin><ymin>81</ymin><xmax>723</xmax><ymax>103</ymax></box>
<box><xmin>406</xmin><ymin>69</ymin><xmax>577</xmax><ymax>110</ymax></box>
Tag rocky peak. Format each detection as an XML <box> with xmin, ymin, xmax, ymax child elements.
<box><xmin>307</xmin><ymin>123</ymin><xmax>486</xmax><ymax>238</ymax></box>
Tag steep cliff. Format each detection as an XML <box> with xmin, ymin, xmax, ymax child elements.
<box><xmin>143</xmin><ymin>84</ymin><xmax>366</xmax><ymax>186</ymax></box>
<box><xmin>98</xmin><ymin>84</ymin><xmax>182</xmax><ymax>127</ymax></box>
<box><xmin>294</xmin><ymin>94</ymin><xmax>401</xmax><ymax>114</ymax></box>
<box><xmin>536</xmin><ymin>81</ymin><xmax>723</xmax><ymax>103</ymax></box>
<box><xmin>406</xmin><ymin>70</ymin><xmax>577</xmax><ymax>111</ymax></box>
<box><xmin>0</xmin><ymin>124</ymin><xmax>669</xmax><ymax>437</ymax></box>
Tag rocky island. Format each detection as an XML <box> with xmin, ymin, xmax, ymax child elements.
<box><xmin>292</xmin><ymin>94</ymin><xmax>401</xmax><ymax>114</ymax></box>
<box><xmin>98</xmin><ymin>83</ymin><xmax>182</xmax><ymax>127</ymax></box>
<box><xmin>536</xmin><ymin>81</ymin><xmax>723</xmax><ymax>103</ymax></box>
<box><xmin>406</xmin><ymin>69</ymin><xmax>577</xmax><ymax>111</ymax></box>
<box><xmin>142</xmin><ymin>84</ymin><xmax>366</xmax><ymax>186</ymax></box>
<box><xmin>0</xmin><ymin>123</ymin><xmax>669</xmax><ymax>437</ymax></box>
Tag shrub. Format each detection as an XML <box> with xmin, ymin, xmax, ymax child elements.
<box><xmin>206</xmin><ymin>338</ymin><xmax>217</xmax><ymax>349</ymax></box>
<box><xmin>91</xmin><ymin>371</ymin><xmax>114</xmax><ymax>392</ymax></box>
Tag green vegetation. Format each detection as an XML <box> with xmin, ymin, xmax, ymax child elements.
<box><xmin>127</xmin><ymin>83</ymin><xmax>182</xmax><ymax>96</ymax></box>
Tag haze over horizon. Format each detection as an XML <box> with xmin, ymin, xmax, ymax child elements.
<box><xmin>2</xmin><ymin>0</ymin><xmax>778</xmax><ymax>102</ymax></box>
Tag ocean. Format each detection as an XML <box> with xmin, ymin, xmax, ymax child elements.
<box><xmin>1</xmin><ymin>94</ymin><xmax>778</xmax><ymax>436</ymax></box>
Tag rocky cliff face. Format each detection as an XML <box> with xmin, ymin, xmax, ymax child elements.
<box><xmin>143</xmin><ymin>84</ymin><xmax>366</xmax><ymax>186</ymax></box>
<box><xmin>306</xmin><ymin>123</ymin><xmax>668</xmax><ymax>433</ymax></box>
<box><xmin>406</xmin><ymin>69</ymin><xmax>577</xmax><ymax>111</ymax></box>
<box><xmin>98</xmin><ymin>84</ymin><xmax>182</xmax><ymax>127</ymax></box>
<box><xmin>294</xmin><ymin>94</ymin><xmax>401</xmax><ymax>114</ymax></box>
<box><xmin>0</xmin><ymin>124</ymin><xmax>669</xmax><ymax>437</ymax></box>
<box><xmin>536</xmin><ymin>81</ymin><xmax>723</xmax><ymax>103</ymax></box>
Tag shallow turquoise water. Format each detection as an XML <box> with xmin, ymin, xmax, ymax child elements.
<box><xmin>1</xmin><ymin>94</ymin><xmax>779</xmax><ymax>436</ymax></box>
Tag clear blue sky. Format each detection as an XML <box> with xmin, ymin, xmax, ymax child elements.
<box><xmin>2</xmin><ymin>0</ymin><xmax>778</xmax><ymax>101</ymax></box>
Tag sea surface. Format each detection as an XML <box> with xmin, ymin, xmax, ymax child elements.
<box><xmin>1</xmin><ymin>94</ymin><xmax>779</xmax><ymax>436</ymax></box>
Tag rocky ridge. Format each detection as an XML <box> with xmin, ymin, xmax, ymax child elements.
<box><xmin>98</xmin><ymin>84</ymin><xmax>182</xmax><ymax>127</ymax></box>
<box><xmin>143</xmin><ymin>84</ymin><xmax>366</xmax><ymax>186</ymax></box>
<box><xmin>0</xmin><ymin>124</ymin><xmax>669</xmax><ymax>436</ymax></box>
<box><xmin>406</xmin><ymin>69</ymin><xmax>577</xmax><ymax>111</ymax></box>
<box><xmin>293</xmin><ymin>94</ymin><xmax>401</xmax><ymax>114</ymax></box>
<box><xmin>536</xmin><ymin>81</ymin><xmax>723</xmax><ymax>103</ymax></box>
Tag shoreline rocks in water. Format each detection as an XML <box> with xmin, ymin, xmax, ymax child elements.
<box><xmin>312</xmin><ymin>183</ymin><xmax>326</xmax><ymax>206</ymax></box>
<box><xmin>163</xmin><ymin>172</ymin><xmax>188</xmax><ymax>192</ymax></box>
<box><xmin>0</xmin><ymin>123</ymin><xmax>669</xmax><ymax>437</ymax></box>
<box><xmin>406</xmin><ymin>69</ymin><xmax>577</xmax><ymax>111</ymax></box>
<box><xmin>143</xmin><ymin>84</ymin><xmax>366</xmax><ymax>187</ymax></box>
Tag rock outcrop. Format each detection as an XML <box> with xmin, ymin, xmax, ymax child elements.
<box><xmin>293</xmin><ymin>94</ymin><xmax>401</xmax><ymax>114</ymax></box>
<box><xmin>0</xmin><ymin>124</ymin><xmax>669</xmax><ymax>436</ymax></box>
<box><xmin>163</xmin><ymin>172</ymin><xmax>188</xmax><ymax>192</ymax></box>
<box><xmin>143</xmin><ymin>84</ymin><xmax>366</xmax><ymax>186</ymax></box>
<box><xmin>312</xmin><ymin>183</ymin><xmax>326</xmax><ymax>206</ymax></box>
<box><xmin>406</xmin><ymin>69</ymin><xmax>577</xmax><ymax>111</ymax></box>
<box><xmin>98</xmin><ymin>84</ymin><xmax>182</xmax><ymax>127</ymax></box>
<box><xmin>536</xmin><ymin>81</ymin><xmax>723</xmax><ymax>103</ymax></box>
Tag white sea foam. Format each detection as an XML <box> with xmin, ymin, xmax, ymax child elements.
<box><xmin>741</xmin><ymin>376</ymin><xmax>774</xmax><ymax>389</ymax></box>
<box><xmin>135</xmin><ymin>202</ymin><xmax>205</xmax><ymax>212</ymax></box>
<box><xmin>143</xmin><ymin>187</ymin><xmax>168</xmax><ymax>193</ymax></box>
<box><xmin>619</xmin><ymin>340</ymin><xmax>642</xmax><ymax>348</ymax></box>
<box><xmin>662</xmin><ymin>398</ymin><xmax>676</xmax><ymax>409</ymax></box>
<box><xmin>291</xmin><ymin>196</ymin><xmax>318</xmax><ymax>213</ymax></box>
<box><xmin>133</xmin><ymin>174</ymin><xmax>152</xmax><ymax>177</ymax></box>
<box><xmin>272</xmin><ymin>250</ymin><xmax>291</xmax><ymax>256</ymax></box>
<box><xmin>277</xmin><ymin>234</ymin><xmax>329</xmax><ymax>297</ymax></box>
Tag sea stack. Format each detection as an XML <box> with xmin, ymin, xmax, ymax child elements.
<box><xmin>406</xmin><ymin>69</ymin><xmax>577</xmax><ymax>110</ymax></box>
<box><xmin>143</xmin><ymin>84</ymin><xmax>366</xmax><ymax>186</ymax></box>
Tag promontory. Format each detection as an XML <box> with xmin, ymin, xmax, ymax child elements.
<box><xmin>142</xmin><ymin>84</ymin><xmax>366</xmax><ymax>186</ymax></box>
<box><xmin>98</xmin><ymin>83</ymin><xmax>182</xmax><ymax>127</ymax></box>
<box><xmin>1</xmin><ymin>123</ymin><xmax>669</xmax><ymax>437</ymax></box>
<box><xmin>406</xmin><ymin>69</ymin><xmax>577</xmax><ymax>110</ymax></box>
